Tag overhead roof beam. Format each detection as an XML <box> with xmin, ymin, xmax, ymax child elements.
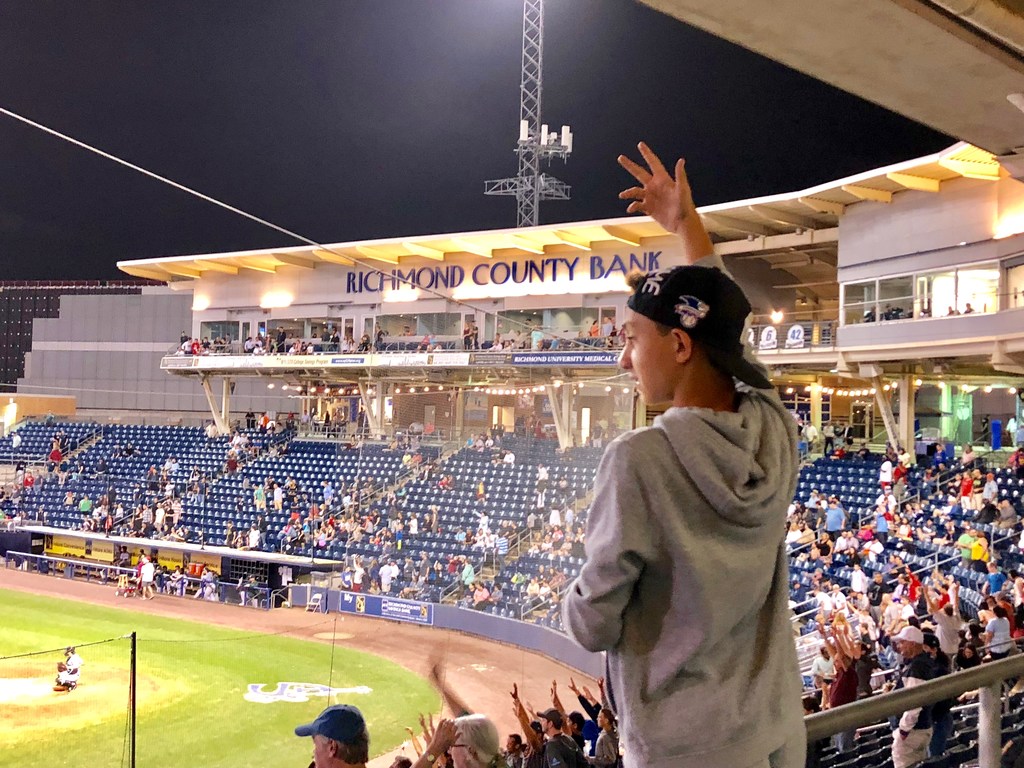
<box><xmin>553</xmin><ymin>230</ymin><xmax>592</xmax><ymax>250</ymax></box>
<box><xmin>271</xmin><ymin>253</ymin><xmax>317</xmax><ymax>269</ymax></box>
<box><xmin>312</xmin><ymin>248</ymin><xmax>354</xmax><ymax>266</ymax></box>
<box><xmin>161</xmin><ymin>264</ymin><xmax>202</xmax><ymax>279</ymax></box>
<box><xmin>748</xmin><ymin>205</ymin><xmax>819</xmax><ymax>230</ymax></box>
<box><xmin>601</xmin><ymin>225</ymin><xmax>643</xmax><ymax>247</ymax></box>
<box><xmin>841</xmin><ymin>184</ymin><xmax>893</xmax><ymax>203</ymax></box>
<box><xmin>401</xmin><ymin>242</ymin><xmax>446</xmax><ymax>261</ymax></box>
<box><xmin>703</xmin><ymin>213</ymin><xmax>776</xmax><ymax>237</ymax></box>
<box><xmin>772</xmin><ymin>279</ymin><xmax>839</xmax><ymax>289</ymax></box>
<box><xmin>509</xmin><ymin>235</ymin><xmax>547</xmax><ymax>254</ymax></box>
<box><xmin>797</xmin><ymin>197</ymin><xmax>846</xmax><ymax>215</ymax></box>
<box><xmin>355</xmin><ymin>246</ymin><xmax>400</xmax><ymax>264</ymax></box>
<box><xmin>450</xmin><ymin>239</ymin><xmax>493</xmax><ymax>259</ymax></box>
<box><xmin>235</xmin><ymin>259</ymin><xmax>278</xmax><ymax>274</ymax></box>
<box><xmin>886</xmin><ymin>172</ymin><xmax>942</xmax><ymax>192</ymax></box>
<box><xmin>192</xmin><ymin>260</ymin><xmax>239</xmax><ymax>275</ymax></box>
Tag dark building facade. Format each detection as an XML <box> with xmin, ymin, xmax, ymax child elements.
<box><xmin>0</xmin><ymin>281</ymin><xmax>158</xmax><ymax>385</ymax></box>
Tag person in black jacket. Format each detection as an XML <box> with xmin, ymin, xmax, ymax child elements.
<box><xmin>922</xmin><ymin>633</ymin><xmax>954</xmax><ymax>758</ymax></box>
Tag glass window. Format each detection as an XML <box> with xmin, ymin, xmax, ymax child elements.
<box><xmin>844</xmin><ymin>281</ymin><xmax>876</xmax><ymax>304</ymax></box>
<box><xmin>1007</xmin><ymin>264</ymin><xmax>1024</xmax><ymax>310</ymax></box>
<box><xmin>915</xmin><ymin>271</ymin><xmax>955</xmax><ymax>319</ymax></box>
<box><xmin>841</xmin><ymin>281</ymin><xmax>877</xmax><ymax>325</ymax></box>
<box><xmin>956</xmin><ymin>266</ymin><xmax>999</xmax><ymax>314</ymax></box>
<box><xmin>877</xmin><ymin>276</ymin><xmax>913</xmax><ymax>321</ymax></box>
<box><xmin>200</xmin><ymin>321</ymin><xmax>239</xmax><ymax>342</ymax></box>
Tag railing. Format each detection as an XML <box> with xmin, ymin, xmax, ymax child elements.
<box><xmin>748</xmin><ymin>319</ymin><xmax>838</xmax><ymax>352</ymax></box>
<box><xmin>806</xmin><ymin>653</ymin><xmax>1024</xmax><ymax>768</ymax></box>
<box><xmin>3</xmin><ymin>551</ymin><xmax>271</xmax><ymax>609</ymax></box>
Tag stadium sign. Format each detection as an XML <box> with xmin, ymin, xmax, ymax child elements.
<box><xmin>337</xmin><ymin>591</ymin><xmax>434</xmax><ymax>625</ymax></box>
<box><xmin>344</xmin><ymin>251</ymin><xmax>663</xmax><ymax>295</ymax></box>
<box><xmin>511</xmin><ymin>351</ymin><xmax>619</xmax><ymax>366</ymax></box>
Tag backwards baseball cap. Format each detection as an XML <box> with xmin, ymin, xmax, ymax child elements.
<box><xmin>295</xmin><ymin>704</ymin><xmax>367</xmax><ymax>743</ymax></box>
<box><xmin>536</xmin><ymin>708</ymin><xmax>564</xmax><ymax>729</ymax></box>
<box><xmin>894</xmin><ymin>626</ymin><xmax>925</xmax><ymax>645</ymax></box>
<box><xmin>626</xmin><ymin>265</ymin><xmax>770</xmax><ymax>389</ymax></box>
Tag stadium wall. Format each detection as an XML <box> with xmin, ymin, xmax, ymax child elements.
<box><xmin>838</xmin><ymin>175</ymin><xmax>1024</xmax><ymax>275</ymax></box>
<box><xmin>288</xmin><ymin>584</ymin><xmax>603</xmax><ymax>677</ymax></box>
<box><xmin>17</xmin><ymin>287</ymin><xmax>296</xmax><ymax>416</ymax></box>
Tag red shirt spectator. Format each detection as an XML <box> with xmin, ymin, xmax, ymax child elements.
<box><xmin>49</xmin><ymin>447</ymin><xmax>62</xmax><ymax>464</ymax></box>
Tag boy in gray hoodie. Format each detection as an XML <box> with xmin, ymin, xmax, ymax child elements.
<box><xmin>562</xmin><ymin>143</ymin><xmax>805</xmax><ymax>768</ymax></box>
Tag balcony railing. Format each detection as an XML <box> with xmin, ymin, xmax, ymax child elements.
<box><xmin>806</xmin><ymin>653</ymin><xmax>1024</xmax><ymax>768</ymax></box>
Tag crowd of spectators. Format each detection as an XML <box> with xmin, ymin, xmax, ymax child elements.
<box><xmin>788</xmin><ymin>437</ymin><xmax>1024</xmax><ymax>765</ymax></box>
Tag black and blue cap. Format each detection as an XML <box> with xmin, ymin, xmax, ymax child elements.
<box><xmin>626</xmin><ymin>264</ymin><xmax>771</xmax><ymax>389</ymax></box>
<box><xmin>295</xmin><ymin>704</ymin><xmax>367</xmax><ymax>744</ymax></box>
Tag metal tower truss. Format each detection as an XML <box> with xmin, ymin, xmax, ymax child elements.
<box><xmin>484</xmin><ymin>0</ymin><xmax>573</xmax><ymax>228</ymax></box>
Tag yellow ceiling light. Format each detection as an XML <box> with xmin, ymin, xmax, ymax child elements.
<box><xmin>191</xmin><ymin>295</ymin><xmax>211</xmax><ymax>312</ymax></box>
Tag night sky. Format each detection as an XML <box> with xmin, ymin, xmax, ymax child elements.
<box><xmin>0</xmin><ymin>0</ymin><xmax>949</xmax><ymax>281</ymax></box>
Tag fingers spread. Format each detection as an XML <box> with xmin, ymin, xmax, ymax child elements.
<box><xmin>618</xmin><ymin>187</ymin><xmax>645</xmax><ymax>200</ymax></box>
<box><xmin>637</xmin><ymin>142</ymin><xmax>667</xmax><ymax>177</ymax></box>
<box><xmin>626</xmin><ymin>201</ymin><xmax>645</xmax><ymax>214</ymax></box>
<box><xmin>617</xmin><ymin>154</ymin><xmax>651</xmax><ymax>184</ymax></box>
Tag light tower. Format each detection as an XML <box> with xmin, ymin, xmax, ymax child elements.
<box><xmin>484</xmin><ymin>0</ymin><xmax>573</xmax><ymax>228</ymax></box>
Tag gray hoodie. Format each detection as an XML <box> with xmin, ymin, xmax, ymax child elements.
<box><xmin>562</xmin><ymin>342</ymin><xmax>805</xmax><ymax>767</ymax></box>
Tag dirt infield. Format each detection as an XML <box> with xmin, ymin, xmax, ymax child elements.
<box><xmin>1</xmin><ymin>569</ymin><xmax>595</xmax><ymax>765</ymax></box>
<box><xmin>0</xmin><ymin>661</ymin><xmax>171</xmax><ymax>745</ymax></box>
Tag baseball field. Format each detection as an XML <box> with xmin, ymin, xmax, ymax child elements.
<box><xmin>0</xmin><ymin>587</ymin><xmax>439</xmax><ymax>768</ymax></box>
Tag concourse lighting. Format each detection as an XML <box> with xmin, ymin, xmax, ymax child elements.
<box><xmin>803</xmin><ymin>386</ymin><xmax>811</xmax><ymax>393</ymax></box>
<box><xmin>915</xmin><ymin>379</ymin><xmax>923</xmax><ymax>386</ymax></box>
<box><xmin>605</xmin><ymin>386</ymin><xmax>612</xmax><ymax>393</ymax></box>
<box><xmin>883</xmin><ymin>385</ymin><xmax>890</xmax><ymax>391</ymax></box>
<box><xmin>770</xmin><ymin>310</ymin><xmax>784</xmax><ymax>324</ymax></box>
<box><xmin>870</xmin><ymin>388</ymin><xmax>877</xmax><ymax>395</ymax></box>
<box><xmin>785</xmin><ymin>387</ymin><xmax>794</xmax><ymax>394</ymax></box>
<box><xmin>622</xmin><ymin>387</ymin><xmax>630</xmax><ymax>393</ymax></box>
<box><xmin>1011</xmin><ymin>388</ymin><xmax>1018</xmax><ymax>395</ymax></box>
<box><xmin>409</xmin><ymin>387</ymin><xmax>417</xmax><ymax>393</ymax></box>
<box><xmin>267</xmin><ymin>383</ymin><xmax>275</xmax><ymax>389</ymax></box>
<box><xmin>984</xmin><ymin>386</ymin><xmax>993</xmax><ymax>393</ymax></box>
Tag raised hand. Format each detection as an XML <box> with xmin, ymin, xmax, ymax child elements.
<box><xmin>568</xmin><ymin>677</ymin><xmax>580</xmax><ymax>696</ymax></box>
<box><xmin>618</xmin><ymin>142</ymin><xmax>698</xmax><ymax>238</ymax></box>
<box><xmin>510</xmin><ymin>682</ymin><xmax>519</xmax><ymax>701</ymax></box>
<box><xmin>426</xmin><ymin>718</ymin><xmax>457</xmax><ymax>757</ymax></box>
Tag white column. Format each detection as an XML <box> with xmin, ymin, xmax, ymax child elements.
<box><xmin>200</xmin><ymin>376</ymin><xmax>230</xmax><ymax>435</ymax></box>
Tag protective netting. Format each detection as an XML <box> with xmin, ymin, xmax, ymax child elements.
<box><xmin>0</xmin><ymin>637</ymin><xmax>133</xmax><ymax>768</ymax></box>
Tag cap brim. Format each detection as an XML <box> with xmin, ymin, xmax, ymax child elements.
<box><xmin>295</xmin><ymin>723</ymin><xmax>317</xmax><ymax>737</ymax></box>
<box><xmin>703</xmin><ymin>344</ymin><xmax>772</xmax><ymax>389</ymax></box>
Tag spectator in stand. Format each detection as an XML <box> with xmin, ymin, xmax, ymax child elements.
<box><xmin>818</xmin><ymin>613</ymin><xmax>860</xmax><ymax>753</ymax></box>
<box><xmin>984</xmin><ymin>604</ymin><xmax>1014</xmax><ymax>660</ymax></box>
<box><xmin>562</xmin><ymin>143</ymin><xmax>803</xmax><ymax>768</ymax></box>
<box><xmin>890</xmin><ymin>625</ymin><xmax>933</xmax><ymax>768</ymax></box>
<box><xmin>961</xmin><ymin>443</ymin><xmax>976</xmax><ymax>468</ymax></box>
<box><xmin>879</xmin><ymin>456</ymin><xmax>893</xmax><ymax>490</ymax></box>
<box><xmin>295</xmin><ymin>704</ymin><xmax>370</xmax><ymax>768</ymax></box>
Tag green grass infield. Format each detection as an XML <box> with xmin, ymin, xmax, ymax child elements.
<box><xmin>0</xmin><ymin>588</ymin><xmax>438</xmax><ymax>768</ymax></box>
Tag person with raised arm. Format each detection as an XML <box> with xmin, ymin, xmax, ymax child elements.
<box><xmin>562</xmin><ymin>143</ymin><xmax>805</xmax><ymax>768</ymax></box>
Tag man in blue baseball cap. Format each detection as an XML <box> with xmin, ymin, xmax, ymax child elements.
<box><xmin>295</xmin><ymin>704</ymin><xmax>370</xmax><ymax>768</ymax></box>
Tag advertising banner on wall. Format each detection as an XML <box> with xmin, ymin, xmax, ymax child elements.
<box><xmin>336</xmin><ymin>591</ymin><xmax>434</xmax><ymax>625</ymax></box>
<box><xmin>511</xmin><ymin>351</ymin><xmax>618</xmax><ymax>366</ymax></box>
<box><xmin>429</xmin><ymin>352</ymin><xmax>471</xmax><ymax>366</ymax></box>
